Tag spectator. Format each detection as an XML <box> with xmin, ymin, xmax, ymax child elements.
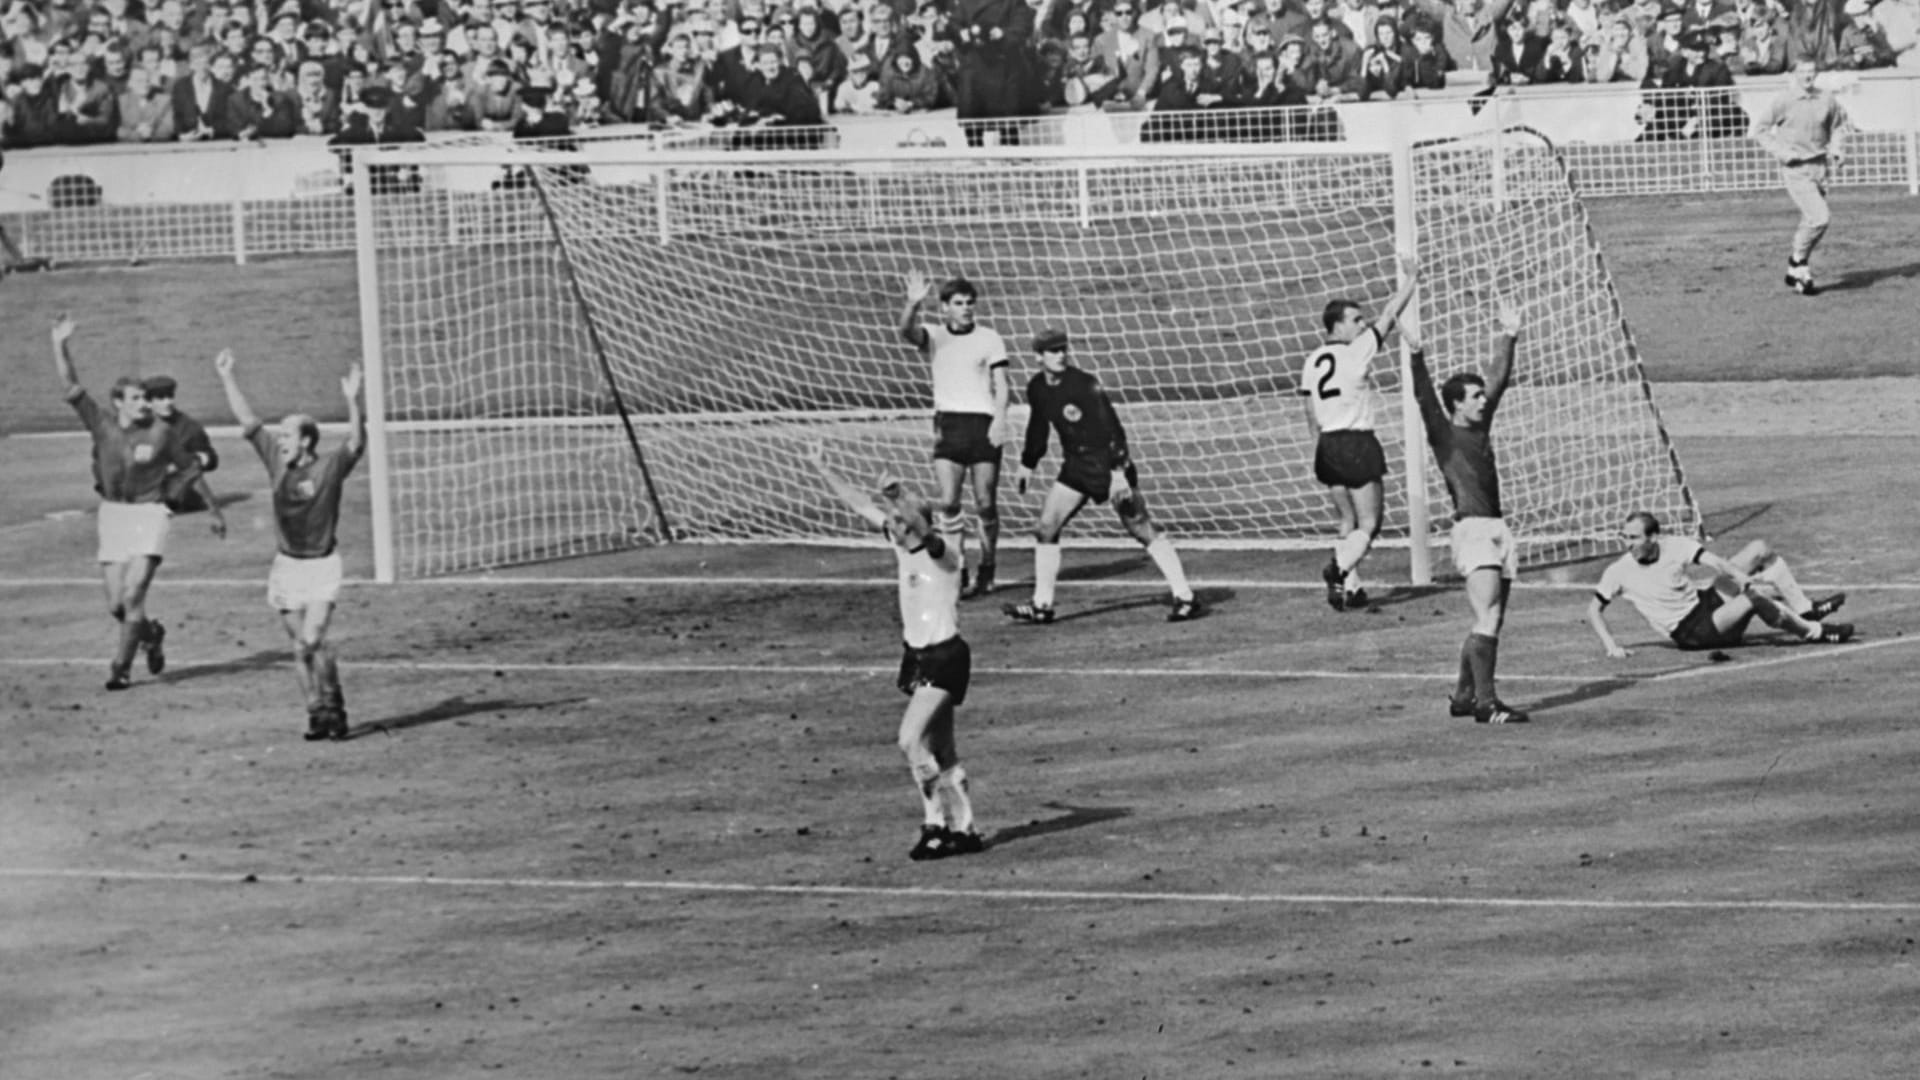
<box><xmin>711</xmin><ymin>11</ymin><xmax>764</xmax><ymax>101</ymax></box>
<box><xmin>1093</xmin><ymin>0</ymin><xmax>1151</xmax><ymax>100</ymax></box>
<box><xmin>51</xmin><ymin>47</ymin><xmax>118</xmax><ymax>142</ymax></box>
<box><xmin>467</xmin><ymin>56</ymin><xmax>521</xmax><ymax>129</ymax></box>
<box><xmin>171</xmin><ymin>41</ymin><xmax>231</xmax><ymax>139</ymax></box>
<box><xmin>380</xmin><ymin>57</ymin><xmax>432</xmax><ymax>132</ymax></box>
<box><xmin>1529</xmin><ymin>18</ymin><xmax>1585</xmax><ymax>80</ymax></box>
<box><xmin>1240</xmin><ymin>45</ymin><xmax>1307</xmax><ymax>131</ymax></box>
<box><xmin>1682</xmin><ymin>0</ymin><xmax>1735</xmax><ymax>31</ymax></box>
<box><xmin>1785</xmin><ymin>0</ymin><xmax>1844</xmax><ymax>67</ymax></box>
<box><xmin>1053</xmin><ymin>29</ymin><xmax>1124</xmax><ymax>105</ymax></box>
<box><xmin>117</xmin><ymin>61</ymin><xmax>175</xmax><ymax>139</ymax></box>
<box><xmin>422</xmin><ymin>49</ymin><xmax>469</xmax><ymax>128</ymax></box>
<box><xmin>1306</xmin><ymin>16</ymin><xmax>1362</xmax><ymax>97</ymax></box>
<box><xmin>1239</xmin><ymin>21</ymin><xmax>1278</xmax><ymax>62</ymax></box>
<box><xmin>950</xmin><ymin>0</ymin><xmax>1041</xmax><ymax>145</ymax></box>
<box><xmin>1279</xmin><ymin>32</ymin><xmax>1342</xmax><ymax>135</ymax></box>
<box><xmin>330</xmin><ymin>81</ymin><xmax>425</xmax><ymax>193</ymax></box>
<box><xmin>227</xmin><ymin>59</ymin><xmax>298</xmax><ymax>137</ymax></box>
<box><xmin>1143</xmin><ymin>45</ymin><xmax>1211</xmax><ymax>139</ymax></box>
<box><xmin>3</xmin><ymin>63</ymin><xmax>59</xmax><ymax>147</ymax></box>
<box><xmin>1564</xmin><ymin>0</ymin><xmax>1603</xmax><ymax>40</ymax></box>
<box><xmin>1134</xmin><ymin>15</ymin><xmax>1191</xmax><ymax>104</ymax></box>
<box><xmin>788</xmin><ymin>6</ymin><xmax>848</xmax><ymax>111</ymax></box>
<box><xmin>601</xmin><ymin>11</ymin><xmax>660</xmax><ymax>122</ymax></box>
<box><xmin>1402</xmin><ymin>18</ymin><xmax>1452</xmax><ymax>87</ymax></box>
<box><xmin>291</xmin><ymin>57</ymin><xmax>340</xmax><ymax>134</ymax></box>
<box><xmin>734</xmin><ymin>42</ymin><xmax>827</xmax><ymax>145</ymax></box>
<box><xmin>1588</xmin><ymin>16</ymin><xmax>1651</xmax><ymax>79</ymax></box>
<box><xmin>1141</xmin><ymin>0</ymin><xmax>1217</xmax><ymax>37</ymax></box>
<box><xmin>1645</xmin><ymin>3</ymin><xmax>1687</xmax><ymax>72</ymax></box>
<box><xmin>1359</xmin><ymin>15</ymin><xmax>1413</xmax><ymax>95</ymax></box>
<box><xmin>101</xmin><ymin>0</ymin><xmax>153</xmax><ymax>55</ymax></box>
<box><xmin>861</xmin><ymin>5</ymin><xmax>906</xmax><ymax>68</ymax></box>
<box><xmin>1837</xmin><ymin>0</ymin><xmax>1898</xmax><ymax>66</ymax></box>
<box><xmin>100</xmin><ymin>45</ymin><xmax>134</xmax><ymax>95</ymax></box>
<box><xmin>513</xmin><ymin>66</ymin><xmax>570</xmax><ymax>137</ymax></box>
<box><xmin>877</xmin><ymin>40</ymin><xmax>941</xmax><ymax>109</ymax></box>
<box><xmin>836</xmin><ymin>48</ymin><xmax>882</xmax><ymax>111</ymax></box>
<box><xmin>648</xmin><ymin>28</ymin><xmax>715</xmax><ymax>123</ymax></box>
<box><xmin>1198</xmin><ymin>24</ymin><xmax>1246</xmax><ymax>93</ymax></box>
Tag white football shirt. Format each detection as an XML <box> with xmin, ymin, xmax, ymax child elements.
<box><xmin>1595</xmin><ymin>536</ymin><xmax>1706</xmax><ymax>636</ymax></box>
<box><xmin>893</xmin><ymin>532</ymin><xmax>962</xmax><ymax>649</ymax></box>
<box><xmin>925</xmin><ymin>324</ymin><xmax>1008</xmax><ymax>416</ymax></box>
<box><xmin>1302</xmin><ymin>325</ymin><xmax>1383</xmax><ymax>432</ymax></box>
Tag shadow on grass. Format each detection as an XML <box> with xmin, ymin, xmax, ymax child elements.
<box><xmin>348</xmin><ymin>695</ymin><xmax>589</xmax><ymax>739</ymax></box>
<box><xmin>159</xmin><ymin>649</ymin><xmax>289</xmax><ymax>684</ymax></box>
<box><xmin>1020</xmin><ymin>586</ymin><xmax>1234</xmax><ymax>625</ymax></box>
<box><xmin>1700</xmin><ymin>501</ymin><xmax>1773</xmax><ymax>540</ymax></box>
<box><xmin>988</xmin><ymin>802</ymin><xmax>1133</xmax><ymax>849</ymax></box>
<box><xmin>1346</xmin><ymin>583</ymin><xmax>1452</xmax><ymax>613</ymax></box>
<box><xmin>1821</xmin><ymin>261</ymin><xmax>1920</xmax><ymax>293</ymax></box>
<box><xmin>1523</xmin><ymin>677</ymin><xmax>1645</xmax><ymax>715</ymax></box>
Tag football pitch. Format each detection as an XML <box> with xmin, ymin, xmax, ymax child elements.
<box><xmin>4</xmin><ymin>188</ymin><xmax>1920</xmax><ymax>1078</ymax></box>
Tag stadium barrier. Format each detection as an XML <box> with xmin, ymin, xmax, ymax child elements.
<box><xmin>4</xmin><ymin>70</ymin><xmax>1917</xmax><ymax>266</ymax></box>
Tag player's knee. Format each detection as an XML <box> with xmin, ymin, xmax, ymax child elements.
<box><xmin>975</xmin><ymin>504</ymin><xmax>999</xmax><ymax>529</ymax></box>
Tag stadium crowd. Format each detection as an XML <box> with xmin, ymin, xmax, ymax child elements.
<box><xmin>1</xmin><ymin>0</ymin><xmax>1916</xmax><ymax>149</ymax></box>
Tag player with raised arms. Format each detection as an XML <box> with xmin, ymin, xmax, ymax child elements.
<box><xmin>898</xmin><ymin>272</ymin><xmax>1011</xmax><ymax>598</ymax></box>
<box><xmin>1587</xmin><ymin>511</ymin><xmax>1850</xmax><ymax>657</ymax></box>
<box><xmin>1003</xmin><ymin>328</ymin><xmax>1201</xmax><ymax>624</ymax></box>
<box><xmin>215</xmin><ymin>349</ymin><xmax>367</xmax><ymax>742</ymax></box>
<box><xmin>807</xmin><ymin>442</ymin><xmax>988</xmax><ymax>862</ymax></box>
<box><xmin>1751</xmin><ymin>58</ymin><xmax>1849</xmax><ymax>297</ymax></box>
<box><xmin>52</xmin><ymin>315</ymin><xmax>226</xmax><ymax>691</ymax></box>
<box><xmin>1303</xmin><ymin>256</ymin><xmax>1420</xmax><ymax>610</ymax></box>
<box><xmin>1404</xmin><ymin>298</ymin><xmax>1528</xmax><ymax>725</ymax></box>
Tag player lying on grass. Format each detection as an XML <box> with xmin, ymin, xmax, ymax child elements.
<box><xmin>807</xmin><ymin>442</ymin><xmax>987</xmax><ymax>862</ymax></box>
<box><xmin>1587</xmin><ymin>511</ymin><xmax>1851</xmax><ymax>657</ymax></box>
<box><xmin>1405</xmin><ymin>300</ymin><xmax>1528</xmax><ymax>725</ymax></box>
<box><xmin>216</xmin><ymin>349</ymin><xmax>367</xmax><ymax>742</ymax></box>
<box><xmin>898</xmin><ymin>272</ymin><xmax>1011</xmax><ymax>598</ymax></box>
<box><xmin>53</xmin><ymin>315</ymin><xmax>226</xmax><ymax>691</ymax></box>
<box><xmin>1003</xmin><ymin>328</ymin><xmax>1200</xmax><ymax>625</ymax></box>
<box><xmin>1303</xmin><ymin>253</ymin><xmax>1420</xmax><ymax>611</ymax></box>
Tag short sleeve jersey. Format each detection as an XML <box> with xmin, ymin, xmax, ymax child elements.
<box><xmin>1595</xmin><ymin>537</ymin><xmax>1705</xmax><ymax>636</ymax></box>
<box><xmin>924</xmin><ymin>324</ymin><xmax>1008</xmax><ymax>416</ymax></box>
<box><xmin>889</xmin><ymin>527</ymin><xmax>962</xmax><ymax>649</ymax></box>
<box><xmin>71</xmin><ymin>389</ymin><xmax>199</xmax><ymax>505</ymax></box>
<box><xmin>248</xmin><ymin>424</ymin><xmax>364</xmax><ymax>559</ymax></box>
<box><xmin>1020</xmin><ymin>367</ymin><xmax>1130</xmax><ymax>472</ymax></box>
<box><xmin>1302</xmin><ymin>325</ymin><xmax>1383</xmax><ymax>433</ymax></box>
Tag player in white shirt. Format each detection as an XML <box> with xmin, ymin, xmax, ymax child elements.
<box><xmin>1301</xmin><ymin>255</ymin><xmax>1419</xmax><ymax>610</ymax></box>
<box><xmin>808</xmin><ymin>442</ymin><xmax>988</xmax><ymax>863</ymax></box>
<box><xmin>899</xmin><ymin>273</ymin><xmax>1011</xmax><ymax>598</ymax></box>
<box><xmin>1587</xmin><ymin>511</ymin><xmax>1850</xmax><ymax>656</ymax></box>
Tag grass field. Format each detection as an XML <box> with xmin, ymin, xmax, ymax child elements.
<box><xmin>4</xmin><ymin>186</ymin><xmax>1920</xmax><ymax>1078</ymax></box>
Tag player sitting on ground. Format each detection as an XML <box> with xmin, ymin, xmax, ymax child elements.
<box><xmin>1587</xmin><ymin>511</ymin><xmax>1850</xmax><ymax>657</ymax></box>
<box><xmin>1405</xmin><ymin>300</ymin><xmax>1528</xmax><ymax>725</ymax></box>
<box><xmin>216</xmin><ymin>349</ymin><xmax>368</xmax><ymax>741</ymax></box>
<box><xmin>807</xmin><ymin>442</ymin><xmax>988</xmax><ymax>862</ymax></box>
<box><xmin>1003</xmin><ymin>328</ymin><xmax>1200</xmax><ymax>624</ymax></box>
<box><xmin>53</xmin><ymin>315</ymin><xmax>226</xmax><ymax>691</ymax></box>
<box><xmin>898</xmin><ymin>272</ymin><xmax>1011</xmax><ymax>598</ymax></box>
<box><xmin>1303</xmin><ymin>253</ymin><xmax>1420</xmax><ymax>610</ymax></box>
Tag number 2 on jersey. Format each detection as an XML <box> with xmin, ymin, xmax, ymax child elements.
<box><xmin>1313</xmin><ymin>352</ymin><xmax>1341</xmax><ymax>400</ymax></box>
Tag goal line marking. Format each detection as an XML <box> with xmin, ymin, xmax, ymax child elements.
<box><xmin>5</xmin><ymin>866</ymin><xmax>1918</xmax><ymax>914</ymax></box>
<box><xmin>4</xmin><ymin>575</ymin><xmax>1917</xmax><ymax>592</ymax></box>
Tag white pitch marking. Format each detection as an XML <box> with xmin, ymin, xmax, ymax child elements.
<box><xmin>1651</xmin><ymin>633</ymin><xmax>1920</xmax><ymax>682</ymax></box>
<box><xmin>4</xmin><ymin>866</ymin><xmax>1919</xmax><ymax>914</ymax></box>
<box><xmin>3</xmin><ymin>576</ymin><xmax>1916</xmax><ymax>592</ymax></box>
<box><xmin>0</xmin><ymin>656</ymin><xmax>1607</xmax><ymax>683</ymax></box>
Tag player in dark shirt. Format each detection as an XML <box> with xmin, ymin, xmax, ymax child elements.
<box><xmin>216</xmin><ymin>348</ymin><xmax>367</xmax><ymax>742</ymax></box>
<box><xmin>143</xmin><ymin>374</ymin><xmax>221</xmax><ymax>513</ymax></box>
<box><xmin>1406</xmin><ymin>300</ymin><xmax>1528</xmax><ymax>725</ymax></box>
<box><xmin>1003</xmin><ymin>329</ymin><xmax>1200</xmax><ymax>624</ymax></box>
<box><xmin>54</xmin><ymin>316</ymin><xmax>226</xmax><ymax>691</ymax></box>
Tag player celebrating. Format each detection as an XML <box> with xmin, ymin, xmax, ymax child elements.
<box><xmin>807</xmin><ymin>442</ymin><xmax>987</xmax><ymax>862</ymax></box>
<box><xmin>1751</xmin><ymin>58</ymin><xmax>1849</xmax><ymax>296</ymax></box>
<box><xmin>1405</xmin><ymin>300</ymin><xmax>1527</xmax><ymax>725</ymax></box>
<box><xmin>898</xmin><ymin>272</ymin><xmax>1011</xmax><ymax>598</ymax></box>
<box><xmin>53</xmin><ymin>315</ymin><xmax>226</xmax><ymax>691</ymax></box>
<box><xmin>1303</xmin><ymin>256</ymin><xmax>1420</xmax><ymax>610</ymax></box>
<box><xmin>216</xmin><ymin>349</ymin><xmax>367</xmax><ymax>742</ymax></box>
<box><xmin>1587</xmin><ymin>511</ymin><xmax>1851</xmax><ymax>656</ymax></box>
<box><xmin>143</xmin><ymin>375</ymin><xmax>221</xmax><ymax>513</ymax></box>
<box><xmin>1003</xmin><ymin>329</ymin><xmax>1200</xmax><ymax>624</ymax></box>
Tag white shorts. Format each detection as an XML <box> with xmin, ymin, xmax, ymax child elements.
<box><xmin>267</xmin><ymin>552</ymin><xmax>344</xmax><ymax>611</ymax></box>
<box><xmin>1450</xmin><ymin>516</ymin><xmax>1518</xmax><ymax>580</ymax></box>
<box><xmin>97</xmin><ymin>501</ymin><xmax>171</xmax><ymax>564</ymax></box>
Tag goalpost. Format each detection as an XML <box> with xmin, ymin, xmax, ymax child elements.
<box><xmin>353</xmin><ymin>127</ymin><xmax>1700</xmax><ymax>582</ymax></box>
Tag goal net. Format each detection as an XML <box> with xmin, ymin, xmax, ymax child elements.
<box><xmin>358</xmin><ymin>129</ymin><xmax>1699</xmax><ymax>580</ymax></box>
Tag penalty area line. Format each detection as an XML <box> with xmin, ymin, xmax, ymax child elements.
<box><xmin>1650</xmin><ymin>633</ymin><xmax>1920</xmax><ymax>682</ymax></box>
<box><xmin>3</xmin><ymin>575</ymin><xmax>1917</xmax><ymax>592</ymax></box>
<box><xmin>4</xmin><ymin>866</ymin><xmax>1920</xmax><ymax>914</ymax></box>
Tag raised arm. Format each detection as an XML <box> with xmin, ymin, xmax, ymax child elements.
<box><xmin>805</xmin><ymin>442</ymin><xmax>889</xmax><ymax>529</ymax></box>
<box><xmin>51</xmin><ymin>314</ymin><xmax>80</xmax><ymax>392</ymax></box>
<box><xmin>1399</xmin><ymin>318</ymin><xmax>1449</xmax><ymax>440</ymax></box>
<box><xmin>1371</xmin><ymin>251</ymin><xmax>1420</xmax><ymax>337</ymax></box>
<box><xmin>342</xmin><ymin>364</ymin><xmax>366</xmax><ymax>458</ymax></box>
<box><xmin>897</xmin><ymin>271</ymin><xmax>933</xmax><ymax>350</ymax></box>
<box><xmin>1483</xmin><ymin>297</ymin><xmax>1522</xmax><ymax>414</ymax></box>
<box><xmin>213</xmin><ymin>348</ymin><xmax>261</xmax><ymax>429</ymax></box>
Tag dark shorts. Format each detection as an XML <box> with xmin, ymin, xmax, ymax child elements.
<box><xmin>1314</xmin><ymin>429</ymin><xmax>1387</xmax><ymax>488</ymax></box>
<box><xmin>898</xmin><ymin>635</ymin><xmax>971</xmax><ymax>706</ymax></box>
<box><xmin>932</xmin><ymin>412</ymin><xmax>1001</xmax><ymax>467</ymax></box>
<box><xmin>1059</xmin><ymin>458</ymin><xmax>1139</xmax><ymax>510</ymax></box>
<box><xmin>1670</xmin><ymin>589</ymin><xmax>1751</xmax><ymax>650</ymax></box>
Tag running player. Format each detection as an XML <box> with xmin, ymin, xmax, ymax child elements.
<box><xmin>898</xmin><ymin>273</ymin><xmax>1011</xmax><ymax>598</ymax></box>
<box><xmin>1751</xmin><ymin>58</ymin><xmax>1849</xmax><ymax>296</ymax></box>
<box><xmin>143</xmin><ymin>375</ymin><xmax>220</xmax><ymax>513</ymax></box>
<box><xmin>807</xmin><ymin>442</ymin><xmax>987</xmax><ymax>862</ymax></box>
<box><xmin>1587</xmin><ymin>511</ymin><xmax>1850</xmax><ymax>656</ymax></box>
<box><xmin>215</xmin><ymin>349</ymin><xmax>367</xmax><ymax>741</ymax></box>
<box><xmin>53</xmin><ymin>315</ymin><xmax>226</xmax><ymax>691</ymax></box>
<box><xmin>1303</xmin><ymin>255</ymin><xmax>1420</xmax><ymax>610</ymax></box>
<box><xmin>1003</xmin><ymin>329</ymin><xmax>1200</xmax><ymax>624</ymax></box>
<box><xmin>1404</xmin><ymin>300</ymin><xmax>1527</xmax><ymax>725</ymax></box>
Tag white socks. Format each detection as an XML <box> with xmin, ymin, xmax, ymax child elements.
<box><xmin>1033</xmin><ymin>543</ymin><xmax>1062</xmax><ymax>607</ymax></box>
<box><xmin>1146</xmin><ymin>536</ymin><xmax>1193</xmax><ymax>601</ymax></box>
<box><xmin>1752</xmin><ymin>555</ymin><xmax>1811</xmax><ymax>616</ymax></box>
<box><xmin>935</xmin><ymin>764</ymin><xmax>974</xmax><ymax>833</ymax></box>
